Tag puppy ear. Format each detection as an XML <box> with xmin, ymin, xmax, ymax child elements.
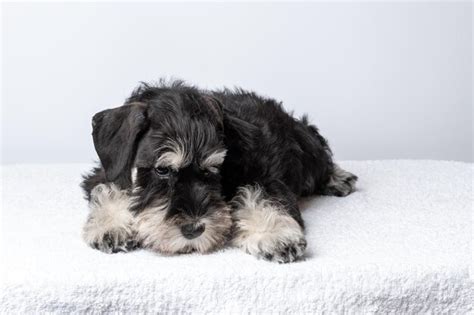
<box><xmin>92</xmin><ymin>103</ymin><xmax>149</xmax><ymax>188</ymax></box>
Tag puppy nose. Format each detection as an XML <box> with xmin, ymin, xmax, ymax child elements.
<box><xmin>181</xmin><ymin>224</ymin><xmax>205</xmax><ymax>239</ymax></box>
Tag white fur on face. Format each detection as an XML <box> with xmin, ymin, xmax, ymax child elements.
<box><xmin>83</xmin><ymin>183</ymin><xmax>136</xmax><ymax>252</ymax></box>
<box><xmin>201</xmin><ymin>149</ymin><xmax>227</xmax><ymax>173</ymax></box>
<box><xmin>131</xmin><ymin>167</ymin><xmax>138</xmax><ymax>184</ymax></box>
<box><xmin>231</xmin><ymin>185</ymin><xmax>306</xmax><ymax>262</ymax></box>
<box><xmin>134</xmin><ymin>202</ymin><xmax>232</xmax><ymax>254</ymax></box>
<box><xmin>155</xmin><ymin>139</ymin><xmax>226</xmax><ymax>173</ymax></box>
<box><xmin>155</xmin><ymin>138</ymin><xmax>190</xmax><ymax>170</ymax></box>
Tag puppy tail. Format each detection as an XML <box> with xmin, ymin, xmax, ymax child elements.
<box><xmin>322</xmin><ymin>164</ymin><xmax>358</xmax><ymax>197</ymax></box>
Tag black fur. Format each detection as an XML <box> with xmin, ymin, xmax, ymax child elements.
<box><xmin>81</xmin><ymin>80</ymin><xmax>357</xmax><ymax>261</ymax></box>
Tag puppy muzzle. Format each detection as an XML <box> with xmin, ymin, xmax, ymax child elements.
<box><xmin>181</xmin><ymin>223</ymin><xmax>205</xmax><ymax>239</ymax></box>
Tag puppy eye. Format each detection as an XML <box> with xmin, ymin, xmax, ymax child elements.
<box><xmin>203</xmin><ymin>167</ymin><xmax>218</xmax><ymax>177</ymax></box>
<box><xmin>155</xmin><ymin>167</ymin><xmax>171</xmax><ymax>177</ymax></box>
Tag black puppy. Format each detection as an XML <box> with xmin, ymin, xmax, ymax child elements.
<box><xmin>82</xmin><ymin>80</ymin><xmax>357</xmax><ymax>263</ymax></box>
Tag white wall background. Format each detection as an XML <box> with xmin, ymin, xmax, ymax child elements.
<box><xmin>2</xmin><ymin>2</ymin><xmax>472</xmax><ymax>163</ymax></box>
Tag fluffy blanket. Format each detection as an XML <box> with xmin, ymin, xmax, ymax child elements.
<box><xmin>0</xmin><ymin>160</ymin><xmax>472</xmax><ymax>313</ymax></box>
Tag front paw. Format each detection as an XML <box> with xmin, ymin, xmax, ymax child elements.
<box><xmin>84</xmin><ymin>227</ymin><xmax>138</xmax><ymax>254</ymax></box>
<box><xmin>261</xmin><ymin>237</ymin><xmax>307</xmax><ymax>263</ymax></box>
<box><xmin>234</xmin><ymin>229</ymin><xmax>307</xmax><ymax>263</ymax></box>
<box><xmin>83</xmin><ymin>183</ymin><xmax>137</xmax><ymax>254</ymax></box>
<box><xmin>251</xmin><ymin>235</ymin><xmax>306</xmax><ymax>263</ymax></box>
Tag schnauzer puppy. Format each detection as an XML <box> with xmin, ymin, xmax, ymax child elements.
<box><xmin>81</xmin><ymin>80</ymin><xmax>357</xmax><ymax>263</ymax></box>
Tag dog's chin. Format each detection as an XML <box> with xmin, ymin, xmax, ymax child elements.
<box><xmin>135</xmin><ymin>203</ymin><xmax>233</xmax><ymax>255</ymax></box>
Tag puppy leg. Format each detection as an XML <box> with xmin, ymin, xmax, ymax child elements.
<box><xmin>83</xmin><ymin>183</ymin><xmax>138</xmax><ymax>253</ymax></box>
<box><xmin>231</xmin><ymin>183</ymin><xmax>306</xmax><ymax>263</ymax></box>
<box><xmin>323</xmin><ymin>164</ymin><xmax>358</xmax><ymax>197</ymax></box>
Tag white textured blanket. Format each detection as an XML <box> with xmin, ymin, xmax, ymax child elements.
<box><xmin>0</xmin><ymin>161</ymin><xmax>472</xmax><ymax>313</ymax></box>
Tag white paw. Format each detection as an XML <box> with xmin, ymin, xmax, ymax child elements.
<box><xmin>83</xmin><ymin>183</ymin><xmax>137</xmax><ymax>253</ymax></box>
<box><xmin>236</xmin><ymin>230</ymin><xmax>307</xmax><ymax>263</ymax></box>
<box><xmin>231</xmin><ymin>185</ymin><xmax>307</xmax><ymax>263</ymax></box>
<box><xmin>84</xmin><ymin>226</ymin><xmax>138</xmax><ymax>253</ymax></box>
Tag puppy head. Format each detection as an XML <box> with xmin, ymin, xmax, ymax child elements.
<box><xmin>92</xmin><ymin>84</ymin><xmax>232</xmax><ymax>254</ymax></box>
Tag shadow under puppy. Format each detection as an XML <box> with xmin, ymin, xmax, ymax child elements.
<box><xmin>82</xmin><ymin>80</ymin><xmax>357</xmax><ymax>263</ymax></box>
